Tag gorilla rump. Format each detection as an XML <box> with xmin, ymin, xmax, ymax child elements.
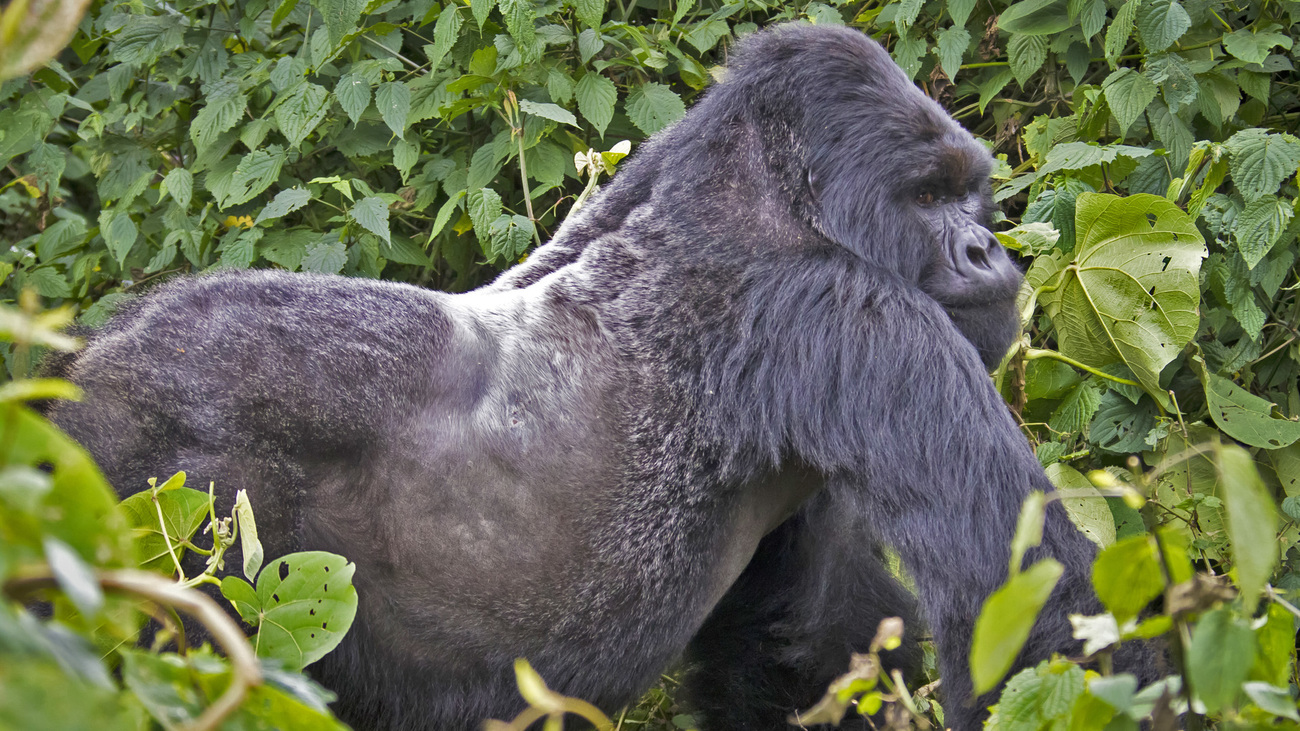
<box><xmin>47</xmin><ymin>24</ymin><xmax>1131</xmax><ymax>731</ymax></box>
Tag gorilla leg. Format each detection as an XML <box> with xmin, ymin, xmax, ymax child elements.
<box><xmin>683</xmin><ymin>489</ymin><xmax>923</xmax><ymax>731</ymax></box>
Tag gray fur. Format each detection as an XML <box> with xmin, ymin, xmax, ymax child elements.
<box><xmin>45</xmin><ymin>25</ymin><xmax>1146</xmax><ymax>731</ymax></box>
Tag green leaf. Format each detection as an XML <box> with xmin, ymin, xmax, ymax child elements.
<box><xmin>335</xmin><ymin>73</ymin><xmax>372</xmax><ymax>126</ymax></box>
<box><xmin>190</xmin><ymin>84</ymin><xmax>247</xmax><ymax>153</ymax></box>
<box><xmin>948</xmin><ymin>0</ymin><xmax>977</xmax><ymax>25</ymax></box>
<box><xmin>467</xmin><ymin>143</ymin><xmax>504</xmax><ymax>191</ymax></box>
<box><xmin>351</xmin><ymin>197</ymin><xmax>391</xmax><ymax>245</ymax></box>
<box><xmin>99</xmin><ymin>209</ymin><xmax>138</xmax><ymax>265</ymax></box>
<box><xmin>375</xmin><ymin>81</ymin><xmax>411</xmax><ymax>137</ymax></box>
<box><xmin>499</xmin><ymin>0</ymin><xmax>539</xmax><ymax>63</ymax></box>
<box><xmin>1216</xmin><ymin>444</ymin><xmax>1279</xmax><ymax>614</ymax></box>
<box><xmin>1070</xmin><ymin>0</ymin><xmax>1105</xmax><ymax>39</ymax></box>
<box><xmin>1040</xmin><ymin>194</ymin><xmax>1205</xmax><ymax>405</ymax></box>
<box><xmin>222</xmin><ymin>148</ymin><xmax>287</xmax><ymax>208</ymax></box>
<box><xmin>468</xmin><ymin>187</ymin><xmax>503</xmax><ymax>242</ymax></box>
<box><xmin>1188</xmin><ymin>608</ymin><xmax>1254</xmax><ymax>713</ymax></box>
<box><xmin>1195</xmin><ymin>360</ymin><xmax>1300</xmax><ymax>449</ymax></box>
<box><xmin>626</xmin><ymin>82</ymin><xmax>686</xmax><ymax>135</ymax></box>
<box><xmin>1224</xmin><ymin>129</ymin><xmax>1300</xmax><ymax>202</ymax></box>
<box><xmin>1046</xmin><ymin>463</ymin><xmax>1116</xmax><ymax>547</ymax></box>
<box><xmin>1243</xmin><ymin>682</ymin><xmax>1300</xmax><ymax>721</ymax></box>
<box><xmin>1009</xmin><ymin>491</ymin><xmax>1046</xmax><ymax>575</ymax></box>
<box><xmin>1104</xmin><ymin>0</ymin><xmax>1137</xmax><ymax>64</ymax></box>
<box><xmin>1038</xmin><ymin>141</ymin><xmax>1153</xmax><ymax>174</ymax></box>
<box><xmin>1091</xmin><ymin>534</ymin><xmax>1163</xmax><ymax>622</ymax></box>
<box><xmin>518</xmin><ymin>99</ymin><xmax>578</xmax><ymax>127</ymax></box>
<box><xmin>575</xmin><ymin>0</ymin><xmax>603</xmax><ymax>28</ymax></box>
<box><xmin>970</xmin><ymin>559</ymin><xmax>1064</xmax><ymax>694</ymax></box>
<box><xmin>487</xmin><ymin>214</ymin><xmax>535</xmax><ymax>262</ymax></box>
<box><xmin>471</xmin><ymin>0</ymin><xmax>495</xmax><ymax>28</ymax></box>
<box><xmin>996</xmin><ymin>0</ymin><xmax>1072</xmax><ymax>35</ymax></box>
<box><xmin>228</xmin><ymin>551</ymin><xmax>359</xmax><ymax>670</ymax></box>
<box><xmin>256</xmin><ymin>187</ymin><xmax>312</xmax><ymax>224</ymax></box>
<box><xmin>1008</xmin><ymin>34</ymin><xmax>1047</xmax><ymax>88</ymax></box>
<box><xmin>301</xmin><ymin>239</ymin><xmax>348</xmax><ymax>274</ymax></box>
<box><xmin>989</xmin><ymin>660</ymin><xmax>1086</xmax><ymax>728</ymax></box>
<box><xmin>425</xmin><ymin>7</ymin><xmax>463</xmax><ymax>74</ymax></box>
<box><xmin>684</xmin><ymin>19</ymin><xmax>730</xmax><ymax>53</ymax></box>
<box><xmin>576</xmin><ymin>72</ymin><xmax>616</xmax><ymax>136</ymax></box>
<box><xmin>161</xmin><ymin>168</ymin><xmax>193</xmax><ymax>210</ymax></box>
<box><xmin>275</xmin><ymin>82</ymin><xmax>331</xmax><ymax>149</ymax></box>
<box><xmin>233</xmin><ymin>490</ymin><xmax>264</xmax><ymax>582</ymax></box>
<box><xmin>1233</xmin><ymin>197</ymin><xmax>1294</xmax><ymax>269</ymax></box>
<box><xmin>1135</xmin><ymin>0</ymin><xmax>1189</xmax><ymax>52</ymax></box>
<box><xmin>578</xmin><ymin>27</ymin><xmax>604</xmax><ymax>64</ymax></box>
<box><xmin>1223</xmin><ymin>28</ymin><xmax>1294</xmax><ymax>66</ymax></box>
<box><xmin>1101</xmin><ymin>68</ymin><xmax>1157</xmax><ymax>139</ymax></box>
<box><xmin>894</xmin><ymin>0</ymin><xmax>922</xmax><ymax>28</ymax></box>
<box><xmin>978</xmin><ymin>68</ymin><xmax>1015</xmax><ymax>114</ymax></box>
<box><xmin>935</xmin><ymin>26</ymin><xmax>970</xmax><ymax>81</ymax></box>
<box><xmin>394</xmin><ymin>138</ymin><xmax>420</xmax><ymax>182</ymax></box>
<box><xmin>120</xmin><ymin>482</ymin><xmax>211</xmax><ymax>572</ymax></box>
<box><xmin>312</xmin><ymin>0</ymin><xmax>367</xmax><ymax>46</ymax></box>
<box><xmin>44</xmin><ymin>536</ymin><xmax>104</xmax><ymax>616</ymax></box>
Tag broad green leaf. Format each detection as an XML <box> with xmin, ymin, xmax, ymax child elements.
<box><xmin>275</xmin><ymin>82</ymin><xmax>331</xmax><ymax>149</ymax></box>
<box><xmin>1233</xmin><ymin>197</ymin><xmax>1294</xmax><ymax>269</ymax></box>
<box><xmin>978</xmin><ymin>68</ymin><xmax>1015</xmax><ymax>114</ymax></box>
<box><xmin>1008</xmin><ymin>34</ymin><xmax>1047</xmax><ymax>87</ymax></box>
<box><xmin>1188</xmin><ymin>609</ymin><xmax>1254</xmax><ymax>713</ymax></box>
<box><xmin>1046</xmin><ymin>463</ymin><xmax>1116</xmax><ymax>547</ymax></box>
<box><xmin>1101</xmin><ymin>68</ymin><xmax>1157</xmax><ymax>139</ymax></box>
<box><xmin>1216</xmin><ymin>445</ymin><xmax>1279</xmax><ymax>614</ymax></box>
<box><xmin>1195</xmin><ymin>360</ymin><xmax>1300</xmax><ymax>449</ymax></box>
<box><xmin>301</xmin><ymin>239</ymin><xmax>347</xmax><ymax>274</ymax></box>
<box><xmin>161</xmin><ymin>168</ymin><xmax>193</xmax><ymax>209</ymax></box>
<box><xmin>575</xmin><ymin>0</ymin><xmax>603</xmax><ymax>28</ymax></box>
<box><xmin>1223</xmin><ymin>27</ymin><xmax>1294</xmax><ymax>66</ymax></box>
<box><xmin>576</xmin><ymin>73</ymin><xmax>616</xmax><ymax>136</ymax></box>
<box><xmin>1040</xmin><ymin>194</ymin><xmax>1205</xmax><ymax>405</ymax></box>
<box><xmin>222</xmin><ymin>147</ymin><xmax>287</xmax><ymax>208</ymax></box>
<box><xmin>227</xmin><ymin>551</ymin><xmax>359</xmax><ymax>670</ymax></box>
<box><xmin>190</xmin><ymin>85</ymin><xmax>246</xmax><ymax>152</ymax></box>
<box><xmin>427</xmin><ymin>4</ymin><xmax>463</xmax><ymax>70</ymax></box>
<box><xmin>471</xmin><ymin>0</ymin><xmax>495</xmax><ymax>28</ymax></box>
<box><xmin>948</xmin><ymin>0</ymin><xmax>977</xmax><ymax>25</ymax></box>
<box><xmin>894</xmin><ymin>0</ymin><xmax>922</xmax><ymax>27</ymax></box>
<box><xmin>1104</xmin><ymin>0</ymin><xmax>1137</xmax><ymax>64</ymax></box>
<box><xmin>518</xmin><ymin>99</ymin><xmax>578</xmax><ymax>127</ymax></box>
<box><xmin>429</xmin><ymin>189</ymin><xmax>466</xmax><ymax>244</ymax></box>
<box><xmin>625</xmin><ymin>82</ymin><xmax>685</xmax><ymax>135</ymax></box>
<box><xmin>1243</xmin><ymin>682</ymin><xmax>1300</xmax><ymax>721</ymax></box>
<box><xmin>1135</xmin><ymin>0</ymin><xmax>1189</xmax><ymax>52</ymax></box>
<box><xmin>469</xmin><ymin>187</ymin><xmax>503</xmax><ymax>242</ymax></box>
<box><xmin>499</xmin><ymin>0</ymin><xmax>539</xmax><ymax>63</ymax></box>
<box><xmin>487</xmin><ymin>214</ymin><xmax>535</xmax><ymax>262</ymax></box>
<box><xmin>1049</xmin><ymin>382</ymin><xmax>1103</xmax><ymax>434</ymax></box>
<box><xmin>312</xmin><ymin>0</ymin><xmax>367</xmax><ymax>46</ymax></box>
<box><xmin>578</xmin><ymin>27</ymin><xmax>604</xmax><ymax>64</ymax></box>
<box><xmin>467</xmin><ymin>144</ymin><xmax>503</xmax><ymax>191</ymax></box>
<box><xmin>989</xmin><ymin>659</ymin><xmax>1085</xmax><ymax>728</ymax></box>
<box><xmin>1069</xmin><ymin>0</ymin><xmax>1105</xmax><ymax>39</ymax></box>
<box><xmin>335</xmin><ymin>73</ymin><xmax>371</xmax><ymax>126</ymax></box>
<box><xmin>44</xmin><ymin>536</ymin><xmax>104</xmax><ymax>616</ymax></box>
<box><xmin>393</xmin><ymin>138</ymin><xmax>419</xmax><ymax>181</ymax></box>
<box><xmin>1224</xmin><ymin>129</ymin><xmax>1300</xmax><ymax>202</ymax></box>
<box><xmin>1091</xmin><ymin>534</ymin><xmax>1163</xmax><ymax>622</ymax></box>
<box><xmin>1009</xmin><ymin>491</ymin><xmax>1046</xmax><ymax>575</ymax></box>
<box><xmin>120</xmin><ymin>483</ymin><xmax>211</xmax><ymax>572</ymax></box>
<box><xmin>375</xmin><ymin>81</ymin><xmax>411</xmax><ymax>136</ymax></box>
<box><xmin>351</xmin><ymin>196</ymin><xmax>391</xmax><ymax>245</ymax></box>
<box><xmin>970</xmin><ymin>559</ymin><xmax>1063</xmax><ymax>694</ymax></box>
<box><xmin>1038</xmin><ymin>142</ymin><xmax>1153</xmax><ymax>174</ymax></box>
<box><xmin>684</xmin><ymin>19</ymin><xmax>730</xmax><ymax>53</ymax></box>
<box><xmin>99</xmin><ymin>209</ymin><xmax>138</xmax><ymax>265</ymax></box>
<box><xmin>256</xmin><ymin>187</ymin><xmax>312</xmax><ymax>224</ymax></box>
<box><xmin>996</xmin><ymin>0</ymin><xmax>1072</xmax><ymax>35</ymax></box>
<box><xmin>934</xmin><ymin>26</ymin><xmax>970</xmax><ymax>81</ymax></box>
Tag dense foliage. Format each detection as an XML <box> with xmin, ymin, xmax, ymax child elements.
<box><xmin>1</xmin><ymin>0</ymin><xmax>1300</xmax><ymax>725</ymax></box>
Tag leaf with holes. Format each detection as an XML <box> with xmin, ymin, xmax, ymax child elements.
<box><xmin>220</xmin><ymin>552</ymin><xmax>357</xmax><ymax>670</ymax></box>
<box><xmin>1194</xmin><ymin>357</ymin><xmax>1300</xmax><ymax>449</ymax></box>
<box><xmin>1039</xmin><ymin>194</ymin><xmax>1205</xmax><ymax>407</ymax></box>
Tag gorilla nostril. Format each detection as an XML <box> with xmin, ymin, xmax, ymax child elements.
<box><xmin>966</xmin><ymin>244</ymin><xmax>991</xmax><ymax>269</ymax></box>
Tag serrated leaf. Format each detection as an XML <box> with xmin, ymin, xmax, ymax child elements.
<box><xmin>468</xmin><ymin>187</ymin><xmax>503</xmax><ymax>241</ymax></box>
<box><xmin>1100</xmin><ymin>68</ymin><xmax>1156</xmax><ymax>139</ymax></box>
<box><xmin>1188</xmin><ymin>609</ymin><xmax>1254</xmax><ymax>713</ymax></box>
<box><xmin>1008</xmin><ymin>34</ymin><xmax>1048</xmax><ymax>87</ymax></box>
<box><xmin>948</xmin><ymin>0</ymin><xmax>977</xmax><ymax>25</ymax></box>
<box><xmin>301</xmin><ymin>239</ymin><xmax>348</xmax><ymax>273</ymax></box>
<box><xmin>313</xmin><ymin>0</ymin><xmax>367</xmax><ymax>46</ymax></box>
<box><xmin>467</xmin><ymin>144</ymin><xmax>503</xmax><ymax>191</ymax></box>
<box><xmin>895</xmin><ymin>0</ymin><xmax>922</xmax><ymax>28</ymax></box>
<box><xmin>99</xmin><ymin>209</ymin><xmax>138</xmax><ymax>265</ymax></box>
<box><xmin>487</xmin><ymin>214</ymin><xmax>534</xmax><ymax>262</ymax></box>
<box><xmin>190</xmin><ymin>85</ymin><xmax>247</xmax><ymax>152</ymax></box>
<box><xmin>256</xmin><ymin>187</ymin><xmax>312</xmax><ymax>224</ymax></box>
<box><xmin>1223</xmin><ymin>27</ymin><xmax>1294</xmax><ymax>66</ymax></box>
<box><xmin>578</xmin><ymin>27</ymin><xmax>604</xmax><ymax>64</ymax></box>
<box><xmin>161</xmin><ymin>168</ymin><xmax>193</xmax><ymax>209</ymax></box>
<box><xmin>275</xmin><ymin>82</ymin><xmax>331</xmax><ymax>149</ymax></box>
<box><xmin>335</xmin><ymin>73</ymin><xmax>372</xmax><ymax>126</ymax></box>
<box><xmin>575</xmin><ymin>0</ymin><xmax>603</xmax><ymax>28</ymax></box>
<box><xmin>1070</xmin><ymin>0</ymin><xmax>1105</xmax><ymax>39</ymax></box>
<box><xmin>427</xmin><ymin>4</ymin><xmax>463</xmax><ymax>70</ymax></box>
<box><xmin>576</xmin><ymin>72</ymin><xmax>616</xmax><ymax>136</ymax></box>
<box><xmin>1195</xmin><ymin>359</ymin><xmax>1300</xmax><ymax>449</ymax></box>
<box><xmin>393</xmin><ymin>138</ymin><xmax>420</xmax><ymax>182</ymax></box>
<box><xmin>1046</xmin><ymin>463</ymin><xmax>1116</xmax><ymax>547</ymax></box>
<box><xmin>626</xmin><ymin>82</ymin><xmax>685</xmax><ymax>135</ymax></box>
<box><xmin>1224</xmin><ymin>129</ymin><xmax>1300</xmax><ymax>202</ymax></box>
<box><xmin>221</xmin><ymin>148</ymin><xmax>287</xmax><ymax>208</ymax></box>
<box><xmin>518</xmin><ymin>99</ymin><xmax>578</xmax><ymax>127</ymax></box>
<box><xmin>1233</xmin><ymin>197</ymin><xmax>1293</xmax><ymax>269</ymax></box>
<box><xmin>1104</xmin><ymin>0</ymin><xmax>1137</xmax><ymax>64</ymax></box>
<box><xmin>351</xmin><ymin>196</ymin><xmax>391</xmax><ymax>244</ymax></box>
<box><xmin>1135</xmin><ymin>0</ymin><xmax>1189</xmax><ymax>52</ymax></box>
<box><xmin>1039</xmin><ymin>142</ymin><xmax>1153</xmax><ymax>174</ymax></box>
<box><xmin>499</xmin><ymin>0</ymin><xmax>539</xmax><ymax>62</ymax></box>
<box><xmin>375</xmin><ymin>81</ymin><xmax>411</xmax><ymax>136</ymax></box>
<box><xmin>935</xmin><ymin>26</ymin><xmax>970</xmax><ymax>80</ymax></box>
<box><xmin>471</xmin><ymin>0</ymin><xmax>495</xmax><ymax>29</ymax></box>
<box><xmin>1040</xmin><ymin>194</ymin><xmax>1205</xmax><ymax>405</ymax></box>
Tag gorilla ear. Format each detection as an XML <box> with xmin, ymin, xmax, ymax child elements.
<box><xmin>806</xmin><ymin>168</ymin><xmax>822</xmax><ymax>199</ymax></box>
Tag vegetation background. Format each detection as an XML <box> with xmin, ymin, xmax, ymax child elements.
<box><xmin>1</xmin><ymin>0</ymin><xmax>1300</xmax><ymax>725</ymax></box>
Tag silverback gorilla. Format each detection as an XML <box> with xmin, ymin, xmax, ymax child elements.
<box><xmin>44</xmin><ymin>24</ymin><xmax>1122</xmax><ymax>731</ymax></box>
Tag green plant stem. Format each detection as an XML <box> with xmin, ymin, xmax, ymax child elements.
<box><xmin>1023</xmin><ymin>348</ymin><xmax>1141</xmax><ymax>386</ymax></box>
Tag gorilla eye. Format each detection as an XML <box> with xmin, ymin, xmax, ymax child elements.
<box><xmin>916</xmin><ymin>191</ymin><xmax>936</xmax><ymax>206</ymax></box>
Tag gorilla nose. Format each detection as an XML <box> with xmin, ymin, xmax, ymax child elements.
<box><xmin>954</xmin><ymin>229</ymin><xmax>1020</xmax><ymax>297</ymax></box>
<box><xmin>964</xmin><ymin>240</ymin><xmax>993</xmax><ymax>270</ymax></box>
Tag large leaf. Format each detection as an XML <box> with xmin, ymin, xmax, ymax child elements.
<box><xmin>1039</xmin><ymin>193</ymin><xmax>1205</xmax><ymax>405</ymax></box>
<box><xmin>1194</xmin><ymin>357</ymin><xmax>1300</xmax><ymax>449</ymax></box>
<box><xmin>1045</xmin><ymin>463</ymin><xmax>1116</xmax><ymax>547</ymax></box>
<box><xmin>1187</xmin><ymin>609</ymin><xmax>1254</xmax><ymax>713</ymax></box>
<box><xmin>1224</xmin><ymin>129</ymin><xmax>1300</xmax><ymax>202</ymax></box>
<box><xmin>1215</xmin><ymin>445</ymin><xmax>1279</xmax><ymax>614</ymax></box>
<box><xmin>1134</xmin><ymin>0</ymin><xmax>1189</xmax><ymax>52</ymax></box>
<box><xmin>970</xmin><ymin>559</ymin><xmax>1063</xmax><ymax>694</ymax></box>
<box><xmin>576</xmin><ymin>73</ymin><xmax>617</xmax><ymax>137</ymax></box>
<box><xmin>1101</xmin><ymin>68</ymin><xmax>1157</xmax><ymax>139</ymax></box>
<box><xmin>625</xmin><ymin>82</ymin><xmax>686</xmax><ymax>135</ymax></box>
<box><xmin>1091</xmin><ymin>534</ymin><xmax>1163</xmax><ymax>623</ymax></box>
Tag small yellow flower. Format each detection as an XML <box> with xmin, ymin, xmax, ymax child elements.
<box><xmin>223</xmin><ymin>215</ymin><xmax>254</xmax><ymax>229</ymax></box>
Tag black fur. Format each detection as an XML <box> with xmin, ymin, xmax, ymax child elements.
<box><xmin>45</xmin><ymin>25</ymin><xmax>1133</xmax><ymax>731</ymax></box>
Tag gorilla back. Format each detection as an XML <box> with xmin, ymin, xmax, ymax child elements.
<box><xmin>48</xmin><ymin>24</ymin><xmax>1122</xmax><ymax>731</ymax></box>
